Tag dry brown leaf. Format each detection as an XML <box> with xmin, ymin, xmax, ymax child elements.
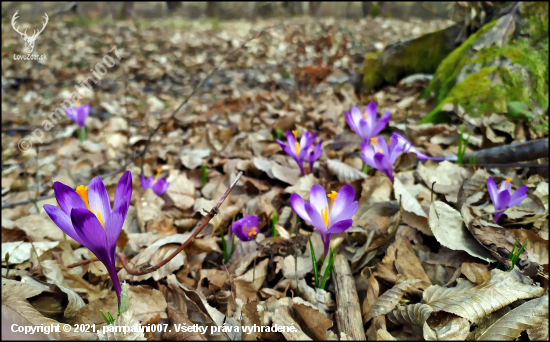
<box><xmin>272</xmin><ymin>304</ymin><xmax>311</xmax><ymax>340</ymax></box>
<box><xmin>356</xmin><ymin>175</ymin><xmax>393</xmax><ymax>216</ymax></box>
<box><xmin>423</xmin><ymin>269</ymin><xmax>544</xmax><ymax>323</ymax></box>
<box><xmin>508</xmin><ymin>228</ymin><xmax>549</xmax><ymax>266</ymax></box>
<box><xmin>466</xmin><ymin>306</ymin><xmax>511</xmax><ymax>340</ymax></box>
<box><xmin>393</xmin><ymin>177</ymin><xmax>428</xmax><ymax>218</ymax></box>
<box><xmin>461</xmin><ymin>262</ymin><xmax>490</xmax><ymax>285</ymax></box>
<box><xmin>2</xmin><ymin>278</ymin><xmax>94</xmax><ymax>340</ymax></box>
<box><xmin>387</xmin><ymin>303</ymin><xmax>433</xmax><ymax>327</ymax></box>
<box><xmin>241</xmin><ymin>300</ymin><xmax>262</xmax><ymax>341</ymax></box>
<box><xmin>2</xmin><ymin>241</ymin><xmax>59</xmax><ymax>265</ymax></box>
<box><xmin>166</xmin><ymin>172</ymin><xmax>195</xmax><ymax>210</ymax></box>
<box><xmin>162</xmin><ymin>303</ymin><xmax>206</xmax><ymax>340</ymax></box>
<box><xmin>234</xmin><ymin>258</ymin><xmax>269</xmax><ymax>301</ymax></box>
<box><xmin>394</xmin><ymin>237</ymin><xmax>432</xmax><ymax>291</ymax></box>
<box><xmin>364</xmin><ymin>279</ymin><xmax>423</xmax><ymax>323</ymax></box>
<box><xmin>429</xmin><ymin>201</ymin><xmax>496</xmax><ymax>262</ymax></box>
<box><xmin>136</xmin><ymin>188</ymin><xmax>165</xmax><ymax>233</ymax></box>
<box><xmin>362</xmin><ymin>270</ymin><xmax>379</xmax><ymax>317</ymax></box>
<box><xmin>294</xmin><ymin>303</ymin><xmax>333</xmax><ymax>340</ymax></box>
<box><xmin>424</xmin><ymin>313</ymin><xmax>470</xmax><ymax>340</ymax></box>
<box><xmin>327</xmin><ymin>159</ymin><xmax>367</xmax><ymax>182</ymax></box>
<box><xmin>284</xmin><ymin>174</ymin><xmax>319</xmax><ymax>200</ymax></box>
<box><xmin>477</xmin><ymin>294</ymin><xmax>548</xmax><ymax>340</ymax></box>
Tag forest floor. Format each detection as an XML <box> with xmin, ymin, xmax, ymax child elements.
<box><xmin>2</xmin><ymin>16</ymin><xmax>548</xmax><ymax>341</ymax></box>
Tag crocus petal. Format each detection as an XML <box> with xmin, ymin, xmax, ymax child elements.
<box><xmin>365</xmin><ymin>102</ymin><xmax>378</xmax><ymax>128</ymax></box>
<box><xmin>43</xmin><ymin>205</ymin><xmax>86</xmax><ymax>246</ymax></box>
<box><xmin>330</xmin><ymin>184</ymin><xmax>357</xmax><ymax>223</ymax></box>
<box><xmin>152</xmin><ymin>178</ymin><xmax>168</xmax><ymax>196</ymax></box>
<box><xmin>286</xmin><ymin>131</ymin><xmax>297</xmax><ymax>155</ymax></box>
<box><xmin>487</xmin><ymin>177</ymin><xmax>498</xmax><ymax>207</ymax></box>
<box><xmin>304</xmin><ymin>201</ymin><xmax>328</xmax><ymax>232</ymax></box>
<box><xmin>113</xmin><ymin>171</ymin><xmax>132</xmax><ymax>217</ymax></box>
<box><xmin>70</xmin><ymin>208</ymin><xmax>109</xmax><ymax>260</ymax></box>
<box><xmin>321</xmin><ymin>233</ymin><xmax>332</xmax><ymax>257</ymax></box>
<box><xmin>496</xmin><ymin>190</ymin><xmax>511</xmax><ymax>211</ymax></box>
<box><xmin>240</xmin><ymin>215</ymin><xmax>260</xmax><ymax>229</ymax></box>
<box><xmin>87</xmin><ymin>176</ymin><xmax>112</xmax><ymax>224</ymax></box>
<box><xmin>65</xmin><ymin>108</ymin><xmax>79</xmax><ymax>125</ymax></box>
<box><xmin>79</xmin><ymin>105</ymin><xmax>91</xmax><ymax>126</ymax></box>
<box><xmin>105</xmin><ymin>262</ymin><xmax>122</xmax><ymax>304</ymax></box>
<box><xmin>327</xmin><ymin>219</ymin><xmax>354</xmax><ymax>234</ymax></box>
<box><xmin>345</xmin><ymin>110</ymin><xmax>359</xmax><ymax>135</ymax></box>
<box><xmin>140</xmin><ymin>175</ymin><xmax>147</xmax><ymax>189</ymax></box>
<box><xmin>309</xmin><ymin>184</ymin><xmax>329</xmax><ymax>215</ymax></box>
<box><xmin>160</xmin><ymin>181</ymin><xmax>170</xmax><ymax>195</ymax></box>
<box><xmin>53</xmin><ymin>182</ymin><xmax>88</xmax><ymax>216</ymax></box>
<box><xmin>508</xmin><ymin>185</ymin><xmax>527</xmax><ymax>208</ymax></box>
<box><xmin>374</xmin><ymin>152</ymin><xmax>394</xmax><ymax>183</ymax></box>
<box><xmin>499</xmin><ymin>181</ymin><xmax>508</xmax><ymax>192</ymax></box>
<box><xmin>276</xmin><ymin>139</ymin><xmax>296</xmax><ymax>159</ymax></box>
<box><xmin>350</xmin><ymin>107</ymin><xmax>363</xmax><ymax>131</ymax></box>
<box><xmin>231</xmin><ymin>221</ymin><xmax>250</xmax><ymax>241</ymax></box>
<box><xmin>290</xmin><ymin>194</ymin><xmax>313</xmax><ymax>225</ymax></box>
<box><xmin>360</xmin><ymin>142</ymin><xmax>375</xmax><ymax>166</ymax></box>
<box><xmin>358</xmin><ymin>119</ymin><xmax>370</xmax><ymax>141</ymax></box>
<box><xmin>494</xmin><ymin>211</ymin><xmax>504</xmax><ymax>224</ymax></box>
<box><xmin>372</xmin><ymin>109</ymin><xmax>390</xmax><ymax>136</ymax></box>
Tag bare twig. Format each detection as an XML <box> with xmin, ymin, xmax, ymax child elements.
<box><xmin>116</xmin><ymin>171</ymin><xmax>243</xmax><ymax>276</ymax></box>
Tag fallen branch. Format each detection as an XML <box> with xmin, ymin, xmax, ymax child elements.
<box><xmin>117</xmin><ymin>171</ymin><xmax>243</xmax><ymax>276</ymax></box>
<box><xmin>463</xmin><ymin>138</ymin><xmax>548</xmax><ymax>164</ymax></box>
<box><xmin>333</xmin><ymin>254</ymin><xmax>367</xmax><ymax>340</ymax></box>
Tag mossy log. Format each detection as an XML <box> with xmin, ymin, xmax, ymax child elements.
<box><xmin>359</xmin><ymin>24</ymin><xmax>461</xmax><ymax>95</ymax></box>
<box><xmin>419</xmin><ymin>2</ymin><xmax>549</xmax><ymax>124</ymax></box>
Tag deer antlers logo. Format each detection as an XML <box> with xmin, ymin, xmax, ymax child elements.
<box><xmin>11</xmin><ymin>11</ymin><xmax>49</xmax><ymax>54</ymax></box>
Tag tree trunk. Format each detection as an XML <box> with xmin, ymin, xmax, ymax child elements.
<box><xmin>166</xmin><ymin>2</ymin><xmax>182</xmax><ymax>11</ymax></box>
<box><xmin>119</xmin><ymin>2</ymin><xmax>134</xmax><ymax>20</ymax></box>
<box><xmin>362</xmin><ymin>2</ymin><xmax>372</xmax><ymax>17</ymax></box>
<box><xmin>309</xmin><ymin>1</ymin><xmax>321</xmax><ymax>16</ymax></box>
<box><xmin>206</xmin><ymin>2</ymin><xmax>220</xmax><ymax>18</ymax></box>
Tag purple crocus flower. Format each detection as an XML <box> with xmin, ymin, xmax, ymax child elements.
<box><xmin>290</xmin><ymin>184</ymin><xmax>358</xmax><ymax>257</ymax></box>
<box><xmin>360</xmin><ymin>135</ymin><xmax>402</xmax><ymax>183</ymax></box>
<box><xmin>43</xmin><ymin>171</ymin><xmax>132</xmax><ymax>305</ymax></box>
<box><xmin>391</xmin><ymin>132</ymin><xmax>445</xmax><ymax>161</ymax></box>
<box><xmin>345</xmin><ymin>102</ymin><xmax>390</xmax><ymax>143</ymax></box>
<box><xmin>231</xmin><ymin>215</ymin><xmax>260</xmax><ymax>242</ymax></box>
<box><xmin>66</xmin><ymin>103</ymin><xmax>90</xmax><ymax>129</ymax></box>
<box><xmin>140</xmin><ymin>169</ymin><xmax>170</xmax><ymax>196</ymax></box>
<box><xmin>306</xmin><ymin>140</ymin><xmax>323</xmax><ymax>174</ymax></box>
<box><xmin>487</xmin><ymin>177</ymin><xmax>528</xmax><ymax>223</ymax></box>
<box><xmin>276</xmin><ymin>130</ymin><xmax>316</xmax><ymax>176</ymax></box>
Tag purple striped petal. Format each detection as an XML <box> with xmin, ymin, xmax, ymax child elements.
<box><xmin>88</xmin><ymin>176</ymin><xmax>111</xmax><ymax>224</ymax></box>
<box><xmin>43</xmin><ymin>205</ymin><xmax>86</xmax><ymax>246</ymax></box>
<box><xmin>358</xmin><ymin>119</ymin><xmax>370</xmax><ymax>141</ymax></box>
<box><xmin>152</xmin><ymin>178</ymin><xmax>169</xmax><ymax>196</ymax></box>
<box><xmin>365</xmin><ymin>102</ymin><xmax>378</xmax><ymax>128</ymax></box>
<box><xmin>290</xmin><ymin>194</ymin><xmax>313</xmax><ymax>225</ymax></box>
<box><xmin>508</xmin><ymin>185</ymin><xmax>527</xmax><ymax>207</ymax></box>
<box><xmin>276</xmin><ymin>139</ymin><xmax>296</xmax><ymax>159</ymax></box>
<box><xmin>327</xmin><ymin>219</ymin><xmax>353</xmax><ymax>234</ymax></box>
<box><xmin>345</xmin><ymin>110</ymin><xmax>360</xmax><ymax>135</ymax></box>
<box><xmin>330</xmin><ymin>185</ymin><xmax>358</xmax><ymax>224</ymax></box>
<box><xmin>70</xmin><ymin>208</ymin><xmax>109</xmax><ymax>260</ymax></box>
<box><xmin>53</xmin><ymin>182</ymin><xmax>88</xmax><ymax>216</ymax></box>
<box><xmin>350</xmin><ymin>107</ymin><xmax>363</xmax><ymax>131</ymax></box>
<box><xmin>285</xmin><ymin>131</ymin><xmax>297</xmax><ymax>155</ymax></box>
<box><xmin>372</xmin><ymin>110</ymin><xmax>390</xmax><ymax>136</ymax></box>
<box><xmin>113</xmin><ymin>171</ymin><xmax>132</xmax><ymax>217</ymax></box>
<box><xmin>487</xmin><ymin>177</ymin><xmax>498</xmax><ymax>207</ymax></box>
<box><xmin>360</xmin><ymin>142</ymin><xmax>375</xmax><ymax>166</ymax></box>
<box><xmin>105</xmin><ymin>262</ymin><xmax>122</xmax><ymax>304</ymax></box>
<box><xmin>309</xmin><ymin>184</ymin><xmax>328</xmax><ymax>215</ymax></box>
<box><xmin>304</xmin><ymin>201</ymin><xmax>328</xmax><ymax>232</ymax></box>
<box><xmin>374</xmin><ymin>152</ymin><xmax>394</xmax><ymax>183</ymax></box>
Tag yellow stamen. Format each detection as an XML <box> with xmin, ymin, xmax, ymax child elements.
<box><xmin>75</xmin><ymin>101</ymin><xmax>81</xmax><ymax>106</ymax></box>
<box><xmin>371</xmin><ymin>137</ymin><xmax>379</xmax><ymax>146</ymax></box>
<box><xmin>243</xmin><ymin>225</ymin><xmax>258</xmax><ymax>237</ymax></box>
<box><xmin>76</xmin><ymin>185</ymin><xmax>91</xmax><ymax>210</ymax></box>
<box><xmin>506</xmin><ymin>177</ymin><xmax>512</xmax><ymax>187</ymax></box>
<box><xmin>362</xmin><ymin>112</ymin><xmax>368</xmax><ymax>119</ymax></box>
<box><xmin>387</xmin><ymin>139</ymin><xmax>391</xmax><ymax>145</ymax></box>
<box><xmin>327</xmin><ymin>191</ymin><xmax>338</xmax><ymax>207</ymax></box>
<box><xmin>321</xmin><ymin>207</ymin><xmax>329</xmax><ymax>227</ymax></box>
<box><xmin>155</xmin><ymin>169</ymin><xmax>161</xmax><ymax>181</ymax></box>
<box><xmin>292</xmin><ymin>130</ymin><xmax>300</xmax><ymax>154</ymax></box>
<box><xmin>97</xmin><ymin>210</ymin><xmax>104</xmax><ymax>228</ymax></box>
<box><xmin>377</xmin><ymin>149</ymin><xmax>383</xmax><ymax>153</ymax></box>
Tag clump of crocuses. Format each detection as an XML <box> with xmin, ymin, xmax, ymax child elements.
<box><xmin>277</xmin><ymin>130</ymin><xmax>321</xmax><ymax>175</ymax></box>
<box><xmin>291</xmin><ymin>184</ymin><xmax>358</xmax><ymax>257</ymax></box>
<box><xmin>345</xmin><ymin>102</ymin><xmax>390</xmax><ymax>143</ymax></box>
<box><xmin>360</xmin><ymin>134</ymin><xmax>402</xmax><ymax>183</ymax></box>
<box><xmin>140</xmin><ymin>169</ymin><xmax>169</xmax><ymax>196</ymax></box>
<box><xmin>44</xmin><ymin>171</ymin><xmax>132</xmax><ymax>305</ymax></box>
<box><xmin>487</xmin><ymin>176</ymin><xmax>527</xmax><ymax>223</ymax></box>
<box><xmin>66</xmin><ymin>102</ymin><xmax>90</xmax><ymax>142</ymax></box>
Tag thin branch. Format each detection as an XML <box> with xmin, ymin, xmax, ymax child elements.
<box><xmin>115</xmin><ymin>171</ymin><xmax>243</xmax><ymax>276</ymax></box>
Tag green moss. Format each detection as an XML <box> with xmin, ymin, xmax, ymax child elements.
<box><xmin>361</xmin><ymin>25</ymin><xmax>460</xmax><ymax>94</ymax></box>
<box><xmin>423</xmin><ymin>20</ymin><xmax>497</xmax><ymax>102</ymax></box>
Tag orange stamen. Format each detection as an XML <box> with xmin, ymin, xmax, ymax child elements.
<box><xmin>292</xmin><ymin>130</ymin><xmax>300</xmax><ymax>154</ymax></box>
<box><xmin>327</xmin><ymin>191</ymin><xmax>338</xmax><ymax>207</ymax></box>
<box><xmin>321</xmin><ymin>207</ymin><xmax>329</xmax><ymax>227</ymax></box>
<box><xmin>75</xmin><ymin>101</ymin><xmax>81</xmax><ymax>106</ymax></box>
<box><xmin>362</xmin><ymin>112</ymin><xmax>368</xmax><ymax>119</ymax></box>
<box><xmin>387</xmin><ymin>139</ymin><xmax>391</xmax><ymax>145</ymax></box>
<box><xmin>155</xmin><ymin>169</ymin><xmax>161</xmax><ymax>181</ymax></box>
<box><xmin>243</xmin><ymin>225</ymin><xmax>258</xmax><ymax>237</ymax></box>
<box><xmin>371</xmin><ymin>137</ymin><xmax>379</xmax><ymax>146</ymax></box>
<box><xmin>76</xmin><ymin>185</ymin><xmax>91</xmax><ymax>210</ymax></box>
<box><xmin>506</xmin><ymin>177</ymin><xmax>512</xmax><ymax>187</ymax></box>
<box><xmin>97</xmin><ymin>210</ymin><xmax>104</xmax><ymax>229</ymax></box>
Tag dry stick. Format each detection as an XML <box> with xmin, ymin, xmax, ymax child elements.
<box><xmin>1</xmin><ymin>26</ymin><xmax>272</xmax><ymax>210</ymax></box>
<box><xmin>116</xmin><ymin>171</ymin><xmax>244</xmax><ymax>276</ymax></box>
<box><xmin>463</xmin><ymin>138</ymin><xmax>548</xmax><ymax>164</ymax></box>
<box><xmin>333</xmin><ymin>254</ymin><xmax>367</xmax><ymax>341</ymax></box>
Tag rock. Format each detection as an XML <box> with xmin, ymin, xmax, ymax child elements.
<box><xmin>420</xmin><ymin>2</ymin><xmax>548</xmax><ymax>125</ymax></box>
